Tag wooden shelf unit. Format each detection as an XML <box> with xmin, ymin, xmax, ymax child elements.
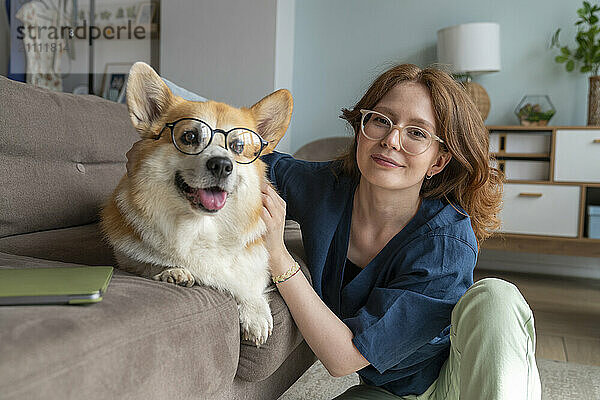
<box><xmin>492</xmin><ymin>153</ymin><xmax>551</xmax><ymax>159</ymax></box>
<box><xmin>483</xmin><ymin>125</ymin><xmax>600</xmax><ymax>257</ymax></box>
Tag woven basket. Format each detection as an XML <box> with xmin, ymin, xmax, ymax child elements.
<box><xmin>463</xmin><ymin>81</ymin><xmax>491</xmax><ymax>121</ymax></box>
<box><xmin>588</xmin><ymin>76</ymin><xmax>600</xmax><ymax>125</ymax></box>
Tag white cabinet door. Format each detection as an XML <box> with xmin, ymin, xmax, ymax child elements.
<box><xmin>500</xmin><ymin>184</ymin><xmax>580</xmax><ymax>237</ymax></box>
<box><xmin>554</xmin><ymin>129</ymin><xmax>600</xmax><ymax>182</ymax></box>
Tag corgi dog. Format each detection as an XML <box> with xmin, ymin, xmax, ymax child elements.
<box><xmin>99</xmin><ymin>62</ymin><xmax>292</xmax><ymax>346</ymax></box>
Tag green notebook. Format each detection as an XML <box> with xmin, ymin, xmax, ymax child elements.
<box><xmin>0</xmin><ymin>266</ymin><xmax>113</xmax><ymax>305</ymax></box>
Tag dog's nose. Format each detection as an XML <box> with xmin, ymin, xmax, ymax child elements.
<box><xmin>206</xmin><ymin>157</ymin><xmax>233</xmax><ymax>179</ymax></box>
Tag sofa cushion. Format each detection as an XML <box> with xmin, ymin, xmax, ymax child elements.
<box><xmin>0</xmin><ymin>223</ymin><xmax>115</xmax><ymax>266</ymax></box>
<box><xmin>0</xmin><ymin>76</ymin><xmax>138</xmax><ymax>238</ymax></box>
<box><xmin>0</xmin><ymin>219</ymin><xmax>311</xmax><ymax>384</ymax></box>
<box><xmin>0</xmin><ymin>220</ymin><xmax>311</xmax><ymax>395</ymax></box>
<box><xmin>0</xmin><ymin>252</ymin><xmax>241</xmax><ymax>399</ymax></box>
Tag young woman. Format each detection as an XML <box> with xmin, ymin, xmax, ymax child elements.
<box><xmin>127</xmin><ymin>64</ymin><xmax>541</xmax><ymax>399</ymax></box>
<box><xmin>259</xmin><ymin>64</ymin><xmax>541</xmax><ymax>400</ymax></box>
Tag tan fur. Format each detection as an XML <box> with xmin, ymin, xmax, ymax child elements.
<box><xmin>99</xmin><ymin>62</ymin><xmax>292</xmax><ymax>346</ymax></box>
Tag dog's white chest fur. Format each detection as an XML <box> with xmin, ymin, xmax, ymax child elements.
<box><xmin>172</xmin><ymin>214</ymin><xmax>271</xmax><ymax>290</ymax></box>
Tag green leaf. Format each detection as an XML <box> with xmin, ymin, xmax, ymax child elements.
<box><xmin>551</xmin><ymin>29</ymin><xmax>561</xmax><ymax>47</ymax></box>
<box><xmin>576</xmin><ymin>34</ymin><xmax>588</xmax><ymax>48</ymax></box>
<box><xmin>553</xmin><ymin>2</ymin><xmax>600</xmax><ymax>75</ymax></box>
<box><xmin>555</xmin><ymin>55</ymin><xmax>568</xmax><ymax>63</ymax></box>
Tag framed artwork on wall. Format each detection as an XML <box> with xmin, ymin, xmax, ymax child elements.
<box><xmin>101</xmin><ymin>62</ymin><xmax>134</xmax><ymax>101</ymax></box>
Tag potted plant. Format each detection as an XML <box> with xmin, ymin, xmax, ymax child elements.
<box><xmin>551</xmin><ymin>1</ymin><xmax>600</xmax><ymax>125</ymax></box>
<box><xmin>515</xmin><ymin>95</ymin><xmax>556</xmax><ymax>126</ymax></box>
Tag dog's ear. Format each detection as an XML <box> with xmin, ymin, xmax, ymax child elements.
<box><xmin>250</xmin><ymin>89</ymin><xmax>293</xmax><ymax>153</ymax></box>
<box><xmin>126</xmin><ymin>62</ymin><xmax>173</xmax><ymax>137</ymax></box>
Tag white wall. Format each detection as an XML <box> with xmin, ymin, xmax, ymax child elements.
<box><xmin>290</xmin><ymin>0</ymin><xmax>588</xmax><ymax>153</ymax></box>
<box><xmin>274</xmin><ymin>0</ymin><xmax>295</xmax><ymax>94</ymax></box>
<box><xmin>160</xmin><ymin>0</ymin><xmax>276</xmax><ymax>107</ymax></box>
<box><xmin>160</xmin><ymin>0</ymin><xmax>294</xmax><ymax>152</ymax></box>
<box><xmin>0</xmin><ymin>2</ymin><xmax>8</xmax><ymax>76</ymax></box>
<box><xmin>273</xmin><ymin>0</ymin><xmax>295</xmax><ymax>152</ymax></box>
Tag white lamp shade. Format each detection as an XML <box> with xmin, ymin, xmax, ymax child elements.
<box><xmin>437</xmin><ymin>22</ymin><xmax>501</xmax><ymax>74</ymax></box>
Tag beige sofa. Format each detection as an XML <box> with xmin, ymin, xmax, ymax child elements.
<box><xmin>0</xmin><ymin>75</ymin><xmax>319</xmax><ymax>400</ymax></box>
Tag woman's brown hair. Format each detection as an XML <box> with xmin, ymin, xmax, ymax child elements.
<box><xmin>335</xmin><ymin>63</ymin><xmax>503</xmax><ymax>245</ymax></box>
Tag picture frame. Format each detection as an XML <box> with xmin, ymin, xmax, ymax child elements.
<box><xmin>101</xmin><ymin>62</ymin><xmax>134</xmax><ymax>101</ymax></box>
<box><xmin>136</xmin><ymin>2</ymin><xmax>157</xmax><ymax>25</ymax></box>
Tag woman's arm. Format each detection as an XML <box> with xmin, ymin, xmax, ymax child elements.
<box><xmin>271</xmin><ymin>250</ymin><xmax>371</xmax><ymax>377</ymax></box>
<box><xmin>261</xmin><ymin>183</ymin><xmax>370</xmax><ymax>377</ymax></box>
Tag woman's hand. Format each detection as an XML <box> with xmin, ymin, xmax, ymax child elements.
<box><xmin>260</xmin><ymin>182</ymin><xmax>291</xmax><ymax>276</ymax></box>
<box><xmin>125</xmin><ymin>140</ymin><xmax>144</xmax><ymax>177</ymax></box>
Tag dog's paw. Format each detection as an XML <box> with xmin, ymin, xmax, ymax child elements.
<box><xmin>238</xmin><ymin>298</ymin><xmax>273</xmax><ymax>347</ymax></box>
<box><xmin>152</xmin><ymin>268</ymin><xmax>195</xmax><ymax>287</ymax></box>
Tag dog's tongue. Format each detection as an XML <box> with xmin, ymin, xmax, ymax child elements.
<box><xmin>197</xmin><ymin>188</ymin><xmax>227</xmax><ymax>211</ymax></box>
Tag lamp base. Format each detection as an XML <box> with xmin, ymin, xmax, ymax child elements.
<box><xmin>462</xmin><ymin>81</ymin><xmax>490</xmax><ymax>121</ymax></box>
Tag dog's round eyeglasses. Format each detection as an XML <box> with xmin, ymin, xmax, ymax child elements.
<box><xmin>155</xmin><ymin>118</ymin><xmax>269</xmax><ymax>164</ymax></box>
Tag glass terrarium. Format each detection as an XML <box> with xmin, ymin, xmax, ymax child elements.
<box><xmin>515</xmin><ymin>95</ymin><xmax>556</xmax><ymax>126</ymax></box>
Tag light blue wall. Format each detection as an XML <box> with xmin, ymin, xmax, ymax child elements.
<box><xmin>289</xmin><ymin>0</ymin><xmax>588</xmax><ymax>153</ymax></box>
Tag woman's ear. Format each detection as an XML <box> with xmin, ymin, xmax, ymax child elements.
<box><xmin>249</xmin><ymin>89</ymin><xmax>293</xmax><ymax>153</ymax></box>
<box><xmin>428</xmin><ymin>151</ymin><xmax>452</xmax><ymax>177</ymax></box>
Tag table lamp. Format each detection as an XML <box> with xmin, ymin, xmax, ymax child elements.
<box><xmin>437</xmin><ymin>22</ymin><xmax>501</xmax><ymax>121</ymax></box>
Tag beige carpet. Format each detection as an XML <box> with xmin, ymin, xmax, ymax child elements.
<box><xmin>279</xmin><ymin>358</ymin><xmax>600</xmax><ymax>400</ymax></box>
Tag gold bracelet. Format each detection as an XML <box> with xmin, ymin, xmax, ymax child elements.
<box><xmin>272</xmin><ymin>261</ymin><xmax>301</xmax><ymax>284</ymax></box>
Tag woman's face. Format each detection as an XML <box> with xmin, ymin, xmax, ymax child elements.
<box><xmin>356</xmin><ymin>81</ymin><xmax>451</xmax><ymax>192</ymax></box>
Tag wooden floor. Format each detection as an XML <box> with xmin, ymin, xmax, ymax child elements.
<box><xmin>474</xmin><ymin>269</ymin><xmax>600</xmax><ymax>367</ymax></box>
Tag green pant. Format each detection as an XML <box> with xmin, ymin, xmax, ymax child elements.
<box><xmin>334</xmin><ymin>278</ymin><xmax>541</xmax><ymax>400</ymax></box>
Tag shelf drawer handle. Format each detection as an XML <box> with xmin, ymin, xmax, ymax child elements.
<box><xmin>593</xmin><ymin>139</ymin><xmax>600</xmax><ymax>143</ymax></box>
<box><xmin>519</xmin><ymin>192</ymin><xmax>543</xmax><ymax>198</ymax></box>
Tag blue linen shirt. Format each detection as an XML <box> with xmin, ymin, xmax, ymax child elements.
<box><xmin>260</xmin><ymin>151</ymin><xmax>477</xmax><ymax>396</ymax></box>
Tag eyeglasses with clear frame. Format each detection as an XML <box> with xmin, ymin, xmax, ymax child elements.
<box><xmin>155</xmin><ymin>118</ymin><xmax>269</xmax><ymax>164</ymax></box>
<box><xmin>359</xmin><ymin>109</ymin><xmax>444</xmax><ymax>155</ymax></box>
